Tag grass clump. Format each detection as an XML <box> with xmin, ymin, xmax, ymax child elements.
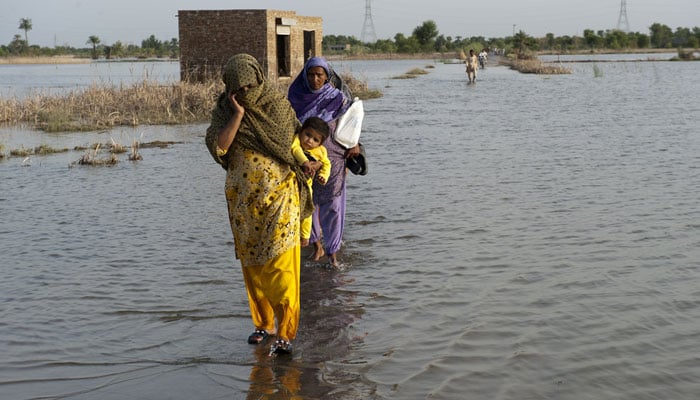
<box><xmin>34</xmin><ymin>144</ymin><xmax>70</xmax><ymax>155</ymax></box>
<box><xmin>74</xmin><ymin>143</ymin><xmax>119</xmax><ymax>166</ymax></box>
<box><xmin>505</xmin><ymin>52</ymin><xmax>571</xmax><ymax>74</ymax></box>
<box><xmin>110</xmin><ymin>137</ymin><xmax>127</xmax><ymax>154</ymax></box>
<box><xmin>340</xmin><ymin>73</ymin><xmax>383</xmax><ymax>100</ymax></box>
<box><xmin>129</xmin><ymin>138</ymin><xmax>143</xmax><ymax>161</ymax></box>
<box><xmin>391</xmin><ymin>67</ymin><xmax>430</xmax><ymax>79</ymax></box>
<box><xmin>508</xmin><ymin>59</ymin><xmax>571</xmax><ymax>74</ymax></box>
<box><xmin>10</xmin><ymin>146</ymin><xmax>32</xmax><ymax>157</ymax></box>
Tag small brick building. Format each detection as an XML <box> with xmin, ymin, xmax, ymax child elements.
<box><xmin>178</xmin><ymin>9</ymin><xmax>323</xmax><ymax>82</ymax></box>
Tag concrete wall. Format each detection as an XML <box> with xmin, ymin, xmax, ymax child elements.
<box><xmin>178</xmin><ymin>9</ymin><xmax>322</xmax><ymax>83</ymax></box>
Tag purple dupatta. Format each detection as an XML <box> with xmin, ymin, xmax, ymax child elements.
<box><xmin>287</xmin><ymin>57</ymin><xmax>347</xmax><ymax>124</ymax></box>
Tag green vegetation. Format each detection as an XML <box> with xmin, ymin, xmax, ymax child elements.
<box><xmin>2</xmin><ymin>19</ymin><xmax>178</xmax><ymax>59</ymax></box>
<box><xmin>4</xmin><ymin>17</ymin><xmax>698</xmax><ymax>61</ymax></box>
<box><xmin>323</xmin><ymin>20</ymin><xmax>700</xmax><ymax>57</ymax></box>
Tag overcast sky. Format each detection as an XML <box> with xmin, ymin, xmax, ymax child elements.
<box><xmin>2</xmin><ymin>0</ymin><xmax>699</xmax><ymax>48</ymax></box>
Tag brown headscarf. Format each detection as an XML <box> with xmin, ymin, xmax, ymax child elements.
<box><xmin>205</xmin><ymin>54</ymin><xmax>312</xmax><ymax>219</ymax></box>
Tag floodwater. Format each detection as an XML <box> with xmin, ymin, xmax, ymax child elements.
<box><xmin>2</xmin><ymin>58</ymin><xmax>700</xmax><ymax>399</ymax></box>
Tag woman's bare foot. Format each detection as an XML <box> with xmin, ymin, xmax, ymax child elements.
<box><xmin>328</xmin><ymin>253</ymin><xmax>338</xmax><ymax>268</ymax></box>
<box><xmin>308</xmin><ymin>242</ymin><xmax>325</xmax><ymax>261</ymax></box>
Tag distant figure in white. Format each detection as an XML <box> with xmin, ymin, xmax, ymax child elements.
<box><xmin>478</xmin><ymin>49</ymin><xmax>488</xmax><ymax>70</ymax></box>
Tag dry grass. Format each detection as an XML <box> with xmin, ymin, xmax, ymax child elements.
<box><xmin>407</xmin><ymin>68</ymin><xmax>429</xmax><ymax>75</ymax></box>
<box><xmin>0</xmin><ymin>56</ymin><xmax>91</xmax><ymax>65</ymax></box>
<box><xmin>340</xmin><ymin>73</ymin><xmax>383</xmax><ymax>100</ymax></box>
<box><xmin>392</xmin><ymin>67</ymin><xmax>430</xmax><ymax>80</ymax></box>
<box><xmin>74</xmin><ymin>143</ymin><xmax>119</xmax><ymax>166</ymax></box>
<box><xmin>110</xmin><ymin>137</ymin><xmax>127</xmax><ymax>154</ymax></box>
<box><xmin>10</xmin><ymin>146</ymin><xmax>32</xmax><ymax>157</ymax></box>
<box><xmin>128</xmin><ymin>133</ymin><xmax>144</xmax><ymax>161</ymax></box>
<box><xmin>1</xmin><ymin>79</ymin><xmax>223</xmax><ymax>132</ymax></box>
<box><xmin>34</xmin><ymin>144</ymin><xmax>70</xmax><ymax>155</ymax></box>
<box><xmin>506</xmin><ymin>58</ymin><xmax>571</xmax><ymax>74</ymax></box>
<box><xmin>1</xmin><ymin>71</ymin><xmax>379</xmax><ymax>131</ymax></box>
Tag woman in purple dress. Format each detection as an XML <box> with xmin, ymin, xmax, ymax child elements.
<box><xmin>288</xmin><ymin>57</ymin><xmax>360</xmax><ymax>267</ymax></box>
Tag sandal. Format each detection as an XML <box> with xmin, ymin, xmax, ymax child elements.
<box><xmin>269</xmin><ymin>339</ymin><xmax>293</xmax><ymax>356</ymax></box>
<box><xmin>247</xmin><ymin>329</ymin><xmax>269</xmax><ymax>345</ymax></box>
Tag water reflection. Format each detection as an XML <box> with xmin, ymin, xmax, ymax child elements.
<box><xmin>243</xmin><ymin>256</ymin><xmax>363</xmax><ymax>399</ymax></box>
<box><xmin>247</xmin><ymin>348</ymin><xmax>303</xmax><ymax>399</ymax></box>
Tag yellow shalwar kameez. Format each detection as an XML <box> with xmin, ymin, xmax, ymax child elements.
<box><xmin>206</xmin><ymin>54</ymin><xmax>313</xmax><ymax>344</ymax></box>
<box><xmin>223</xmin><ymin>145</ymin><xmax>301</xmax><ymax>340</ymax></box>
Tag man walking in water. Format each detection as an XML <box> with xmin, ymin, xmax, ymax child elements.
<box><xmin>466</xmin><ymin>49</ymin><xmax>478</xmax><ymax>83</ymax></box>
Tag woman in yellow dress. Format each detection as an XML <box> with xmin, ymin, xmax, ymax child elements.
<box><xmin>205</xmin><ymin>54</ymin><xmax>314</xmax><ymax>355</ymax></box>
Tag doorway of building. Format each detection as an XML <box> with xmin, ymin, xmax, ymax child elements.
<box><xmin>304</xmin><ymin>30</ymin><xmax>316</xmax><ymax>62</ymax></box>
<box><xmin>276</xmin><ymin>34</ymin><xmax>290</xmax><ymax>77</ymax></box>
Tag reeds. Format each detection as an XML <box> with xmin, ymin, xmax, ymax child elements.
<box><xmin>74</xmin><ymin>143</ymin><xmax>119</xmax><ymax>166</ymax></box>
<box><xmin>340</xmin><ymin>73</ymin><xmax>383</xmax><ymax>100</ymax></box>
<box><xmin>128</xmin><ymin>133</ymin><xmax>143</xmax><ymax>161</ymax></box>
<box><xmin>1</xmin><ymin>135</ymin><xmax>167</xmax><ymax>167</ymax></box>
<box><xmin>1</xmin><ymin>78</ymin><xmax>223</xmax><ymax>132</ymax></box>
<box><xmin>1</xmin><ymin>71</ymin><xmax>379</xmax><ymax>131</ymax></box>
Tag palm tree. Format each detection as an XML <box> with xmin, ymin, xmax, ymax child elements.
<box><xmin>87</xmin><ymin>35</ymin><xmax>101</xmax><ymax>59</ymax></box>
<box><xmin>18</xmin><ymin>18</ymin><xmax>32</xmax><ymax>45</ymax></box>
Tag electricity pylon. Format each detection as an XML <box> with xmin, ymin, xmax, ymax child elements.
<box><xmin>617</xmin><ymin>0</ymin><xmax>630</xmax><ymax>32</ymax></box>
<box><xmin>361</xmin><ymin>0</ymin><xmax>377</xmax><ymax>43</ymax></box>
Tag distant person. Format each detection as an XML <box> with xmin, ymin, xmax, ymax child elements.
<box><xmin>466</xmin><ymin>49</ymin><xmax>478</xmax><ymax>83</ymax></box>
<box><xmin>205</xmin><ymin>53</ymin><xmax>313</xmax><ymax>356</ymax></box>
<box><xmin>291</xmin><ymin>116</ymin><xmax>332</xmax><ymax>248</ymax></box>
<box><xmin>478</xmin><ymin>49</ymin><xmax>488</xmax><ymax>69</ymax></box>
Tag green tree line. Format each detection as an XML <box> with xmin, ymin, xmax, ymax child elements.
<box><xmin>3</xmin><ymin>17</ymin><xmax>698</xmax><ymax>59</ymax></box>
<box><xmin>1</xmin><ymin>18</ymin><xmax>178</xmax><ymax>58</ymax></box>
<box><xmin>323</xmin><ymin>21</ymin><xmax>700</xmax><ymax>55</ymax></box>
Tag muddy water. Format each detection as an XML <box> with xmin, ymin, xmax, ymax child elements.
<box><xmin>2</xmin><ymin>58</ymin><xmax>700</xmax><ymax>399</ymax></box>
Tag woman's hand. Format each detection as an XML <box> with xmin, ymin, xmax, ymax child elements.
<box><xmin>217</xmin><ymin>93</ymin><xmax>245</xmax><ymax>152</ymax></box>
<box><xmin>301</xmin><ymin>160</ymin><xmax>322</xmax><ymax>177</ymax></box>
<box><xmin>308</xmin><ymin>160</ymin><xmax>322</xmax><ymax>173</ymax></box>
<box><xmin>230</xmin><ymin>92</ymin><xmax>245</xmax><ymax>116</ymax></box>
<box><xmin>345</xmin><ymin>144</ymin><xmax>361</xmax><ymax>159</ymax></box>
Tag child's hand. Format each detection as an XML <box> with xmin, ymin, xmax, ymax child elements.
<box><xmin>317</xmin><ymin>176</ymin><xmax>327</xmax><ymax>185</ymax></box>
